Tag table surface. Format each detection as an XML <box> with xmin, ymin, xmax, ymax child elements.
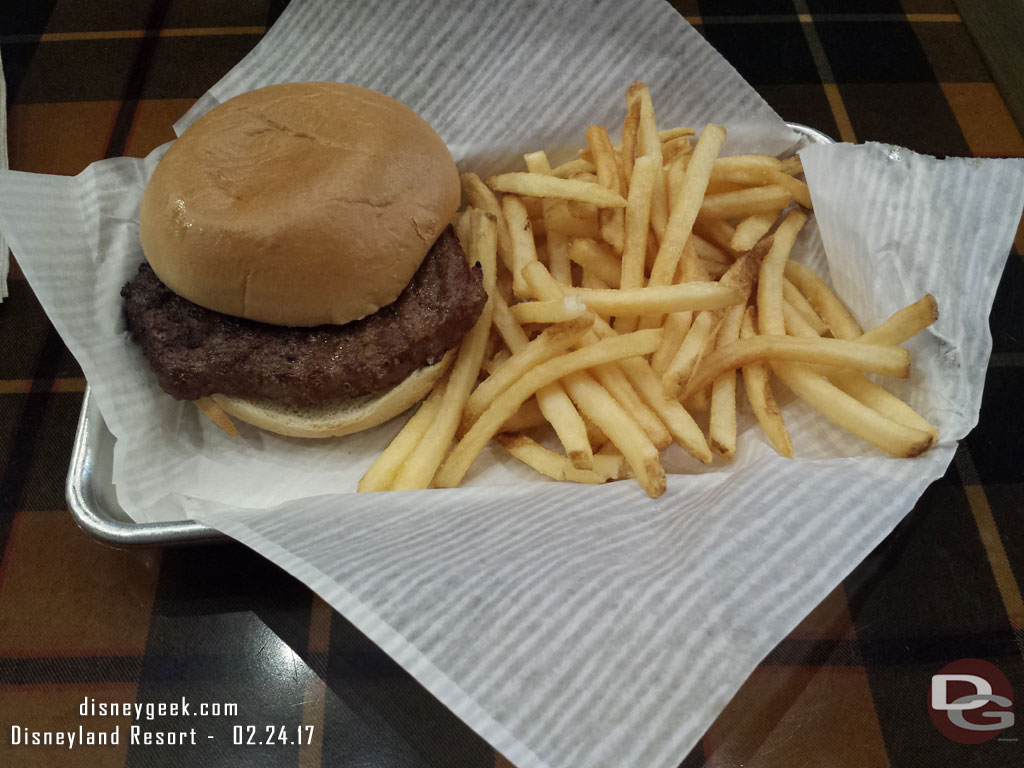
<box><xmin>2</xmin><ymin>1</ymin><xmax>1023</xmax><ymax>767</ymax></box>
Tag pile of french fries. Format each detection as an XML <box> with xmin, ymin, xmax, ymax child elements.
<box><xmin>359</xmin><ymin>82</ymin><xmax>939</xmax><ymax>498</ymax></box>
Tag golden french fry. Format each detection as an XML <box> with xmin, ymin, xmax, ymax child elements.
<box><xmin>646</xmin><ymin>124</ymin><xmax>726</xmax><ymax>290</ymax></box>
<box><xmin>465</xmin><ymin>313</ymin><xmax>595</xmax><ymax>425</ymax></box>
<box><xmin>433</xmin><ymin>329</ymin><xmax>664</xmax><ymax>492</ymax></box>
<box><xmin>557</xmin><ymin>280</ymin><xmax>743</xmax><ymax>317</ymax></box>
<box><xmin>502</xmin><ymin>195</ymin><xmax>539</xmax><ymax>299</ymax></box>
<box><xmin>633</xmin><ymin>85</ymin><xmax>669</xmax><ymax>243</ymax></box>
<box><xmin>684</xmin><ymin>335</ymin><xmax>910</xmax><ymax>399</ymax></box>
<box><xmin>699</xmin><ymin>185</ymin><xmax>791</xmax><ymax>218</ymax></box>
<box><xmin>614</xmin><ymin>154</ymin><xmax>659</xmax><ymax>334</ymax></box>
<box><xmin>783</xmin><ymin>276</ymin><xmax>829</xmax><ymax>335</ymax></box>
<box><xmin>730</xmin><ymin>212</ymin><xmax>778</xmax><ymax>253</ymax></box>
<box><xmin>739</xmin><ymin>308</ymin><xmax>793</xmax><ymax>457</ymax></box>
<box><xmin>461</xmin><ymin>173</ymin><xmax>515</xmax><ymax>273</ymax></box>
<box><xmin>523</xmin><ymin>151</ymin><xmax>573</xmax><ymax>284</ymax></box>
<box><xmin>830</xmin><ymin>369</ymin><xmax>938</xmax><ymax>440</ymax></box>
<box><xmin>464</xmin><ymin>209</ymin><xmax>498</xmax><ymax>292</ymax></box>
<box><xmin>495</xmin><ymin>433</ymin><xmax>626</xmax><ymax>484</ymax></box>
<box><xmin>620</xmin><ymin>97</ymin><xmax>641</xmax><ymax>185</ymax></box>
<box><xmin>487</xmin><ymin>173</ymin><xmax>627</xmax><ymax>208</ymax></box>
<box><xmin>784</xmin><ymin>260</ymin><xmax>862</xmax><ymax>339</ymax></box>
<box><xmin>708</xmin><ymin>303</ymin><xmax>746</xmax><ymax>459</ymax></box>
<box><xmin>662</xmin><ymin>136</ymin><xmax>693</xmax><ymax>164</ymax></box>
<box><xmin>568</xmin><ymin>239</ymin><xmax>621</xmax><ymax>287</ymax></box>
<box><xmin>358</xmin><ymin>379</ymin><xmax>447</xmax><ymax>492</ymax></box>
<box><xmin>690</xmin><ymin>232</ymin><xmax>733</xmax><ymax>266</ymax></box>
<box><xmin>586</xmin><ymin>125</ymin><xmax>626</xmax><ymax>254</ymax></box>
<box><xmin>665</xmin><ymin>151</ymin><xmax>689</xmax><ymax>211</ymax></box>
<box><xmin>509</xmin><ymin>297</ymin><xmax>589</xmax><ymax>325</ymax></box>
<box><xmin>552</xmin><ymin>158</ymin><xmax>597</xmax><ymax>178</ymax></box>
<box><xmin>756</xmin><ymin>209</ymin><xmax>809</xmax><ymax>336</ymax></box>
<box><xmin>858</xmin><ymin>294</ymin><xmax>938</xmax><ymax>345</ymax></box>
<box><xmin>196</xmin><ymin>398</ymin><xmax>239</xmax><ymax>436</ymax></box>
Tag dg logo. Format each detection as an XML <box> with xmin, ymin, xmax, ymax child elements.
<box><xmin>929</xmin><ymin>658</ymin><xmax>1015</xmax><ymax>744</ymax></box>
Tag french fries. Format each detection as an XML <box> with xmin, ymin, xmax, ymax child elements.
<box><xmin>356</xmin><ymin>80</ymin><xmax>939</xmax><ymax>498</ymax></box>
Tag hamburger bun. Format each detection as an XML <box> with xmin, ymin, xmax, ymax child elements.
<box><xmin>139</xmin><ymin>81</ymin><xmax>461</xmax><ymax>327</ymax></box>
<box><xmin>208</xmin><ymin>351</ymin><xmax>454</xmax><ymax>438</ymax></box>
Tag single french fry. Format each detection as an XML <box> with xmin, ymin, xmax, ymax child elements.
<box><xmin>739</xmin><ymin>308</ymin><xmax>793</xmax><ymax>457</ymax></box>
<box><xmin>730</xmin><ymin>212</ymin><xmax>778</xmax><ymax>252</ymax></box>
<box><xmin>465</xmin><ymin>313</ymin><xmax>595</xmax><ymax>424</ymax></box>
<box><xmin>665</xmin><ymin>151</ymin><xmax>689</xmax><ymax>212</ymax></box>
<box><xmin>651</xmin><ymin>238</ymin><xmax>701</xmax><ymax>373</ymax></box>
<box><xmin>558</xmin><ymin>281</ymin><xmax>743</xmax><ymax>317</ymax></box>
<box><xmin>784</xmin><ymin>260</ymin><xmax>862</xmax><ymax>339</ymax></box>
<box><xmin>509</xmin><ymin>297</ymin><xmax>589</xmax><ymax>325</ymax></box>
<box><xmin>495</xmin><ymin>433</ymin><xmax>626</xmax><ymax>484</ymax></box>
<box><xmin>568</xmin><ymin>239</ymin><xmax>621</xmax><ymax>287</ymax></box>
<box><xmin>783</xmin><ymin>276</ymin><xmax>829</xmax><ymax>335</ymax></box>
<box><xmin>433</xmin><ymin>329</ymin><xmax>664</xmax><ymax>492</ymax></box>
<box><xmin>461</xmin><ymin>173</ymin><xmax>515</xmax><ymax>273</ymax></box>
<box><xmin>691</xmin><ymin>231</ymin><xmax>733</xmax><ymax>265</ymax></box>
<box><xmin>633</xmin><ymin>84</ymin><xmax>669</xmax><ymax>243</ymax></box>
<box><xmin>646</xmin><ymin>124</ymin><xmax>726</xmax><ymax>290</ymax></box>
<box><xmin>552</xmin><ymin>158</ymin><xmax>597</xmax><ymax>178</ymax></box>
<box><xmin>196</xmin><ymin>398</ymin><xmax>239</xmax><ymax>436</ymax></box>
<box><xmin>620</xmin><ymin>97</ymin><xmax>642</xmax><ymax>185</ymax></box>
<box><xmin>587</xmin><ymin>125</ymin><xmax>626</xmax><ymax>254</ymax></box>
<box><xmin>488</xmin><ymin>173</ymin><xmax>627</xmax><ymax>208</ymax></box>
<box><xmin>684</xmin><ymin>335</ymin><xmax>910</xmax><ymax>399</ymax></box>
<box><xmin>502</xmin><ymin>195</ymin><xmax>538</xmax><ymax>299</ymax></box>
<box><xmin>756</xmin><ymin>209</ymin><xmax>809</xmax><ymax>336</ymax></box>
<box><xmin>358</xmin><ymin>379</ymin><xmax>448</xmax><ymax>492</ymax></box>
<box><xmin>858</xmin><ymin>294</ymin><xmax>939</xmax><ymax>346</ymax></box>
<box><xmin>464</xmin><ymin>209</ymin><xmax>498</xmax><ymax>292</ymax></box>
<box><xmin>613</xmin><ymin>154</ymin><xmax>660</xmax><ymax>334</ymax></box>
<box><xmin>699</xmin><ymin>185</ymin><xmax>791</xmax><ymax>219</ymax></box>
<box><xmin>708</xmin><ymin>303</ymin><xmax>746</xmax><ymax>459</ymax></box>
<box><xmin>830</xmin><ymin>369</ymin><xmax>939</xmax><ymax>440</ymax></box>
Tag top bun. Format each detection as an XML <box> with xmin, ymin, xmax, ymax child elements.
<box><xmin>139</xmin><ymin>82</ymin><xmax>460</xmax><ymax>327</ymax></box>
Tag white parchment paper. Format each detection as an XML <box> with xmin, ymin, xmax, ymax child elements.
<box><xmin>0</xmin><ymin>1</ymin><xmax>1022</xmax><ymax>766</ymax></box>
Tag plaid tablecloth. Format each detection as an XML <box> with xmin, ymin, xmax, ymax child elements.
<box><xmin>1</xmin><ymin>1</ymin><xmax>1022</xmax><ymax>766</ymax></box>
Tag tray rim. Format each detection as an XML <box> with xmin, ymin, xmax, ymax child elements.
<box><xmin>66</xmin><ymin>121</ymin><xmax>834</xmax><ymax>548</ymax></box>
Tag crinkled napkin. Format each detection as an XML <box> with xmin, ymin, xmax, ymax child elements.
<box><xmin>0</xmin><ymin>1</ymin><xmax>1022</xmax><ymax>766</ymax></box>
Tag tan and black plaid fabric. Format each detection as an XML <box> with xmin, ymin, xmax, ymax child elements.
<box><xmin>1</xmin><ymin>1</ymin><xmax>1022</xmax><ymax>766</ymax></box>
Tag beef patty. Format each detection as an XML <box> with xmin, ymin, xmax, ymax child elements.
<box><xmin>122</xmin><ymin>226</ymin><xmax>485</xmax><ymax>407</ymax></box>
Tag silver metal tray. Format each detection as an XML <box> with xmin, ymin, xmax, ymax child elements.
<box><xmin>66</xmin><ymin>122</ymin><xmax>833</xmax><ymax>547</ymax></box>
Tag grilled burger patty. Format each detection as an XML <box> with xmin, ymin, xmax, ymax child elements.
<box><xmin>121</xmin><ymin>227</ymin><xmax>485</xmax><ymax>407</ymax></box>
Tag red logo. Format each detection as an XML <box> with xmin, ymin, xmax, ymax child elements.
<box><xmin>929</xmin><ymin>658</ymin><xmax>1014</xmax><ymax>744</ymax></box>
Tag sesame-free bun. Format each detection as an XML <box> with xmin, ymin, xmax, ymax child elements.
<box><xmin>139</xmin><ymin>81</ymin><xmax>460</xmax><ymax>327</ymax></box>
<box><xmin>209</xmin><ymin>351</ymin><xmax>454</xmax><ymax>438</ymax></box>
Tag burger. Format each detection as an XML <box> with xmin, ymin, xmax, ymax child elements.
<box><xmin>121</xmin><ymin>82</ymin><xmax>486</xmax><ymax>437</ymax></box>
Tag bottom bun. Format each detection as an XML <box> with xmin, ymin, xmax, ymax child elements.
<box><xmin>209</xmin><ymin>351</ymin><xmax>455</xmax><ymax>438</ymax></box>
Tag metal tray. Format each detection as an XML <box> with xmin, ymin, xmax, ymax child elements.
<box><xmin>66</xmin><ymin>122</ymin><xmax>833</xmax><ymax>548</ymax></box>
